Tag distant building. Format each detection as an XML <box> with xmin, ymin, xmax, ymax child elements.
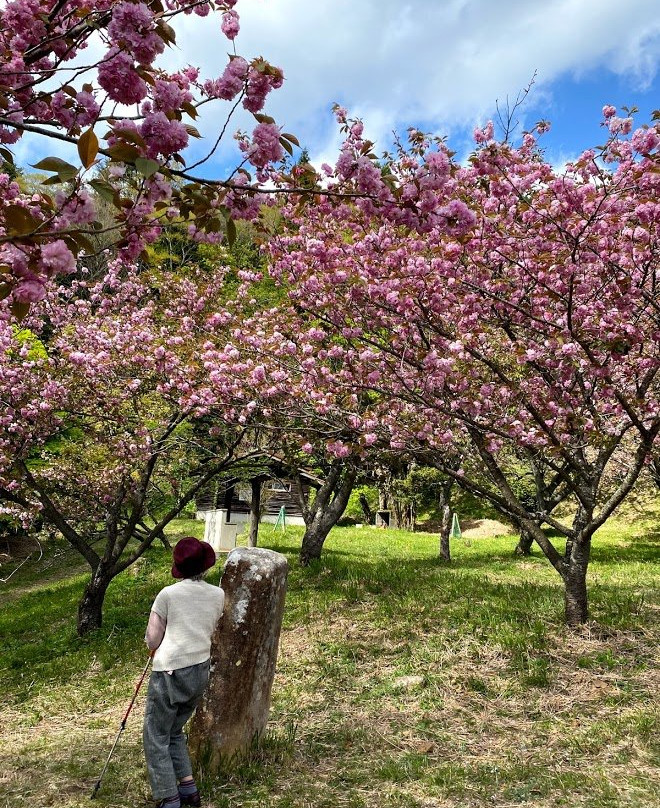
<box><xmin>195</xmin><ymin>457</ymin><xmax>321</xmax><ymax>527</ymax></box>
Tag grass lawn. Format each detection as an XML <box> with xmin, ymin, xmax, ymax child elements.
<box><xmin>0</xmin><ymin>515</ymin><xmax>658</xmax><ymax>808</ymax></box>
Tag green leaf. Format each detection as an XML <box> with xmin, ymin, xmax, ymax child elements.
<box><xmin>77</xmin><ymin>128</ymin><xmax>99</xmax><ymax>169</ymax></box>
<box><xmin>41</xmin><ymin>175</ymin><xmax>66</xmax><ymax>186</ymax></box>
<box><xmin>62</xmin><ymin>231</ymin><xmax>95</xmax><ymax>255</ymax></box>
<box><xmin>204</xmin><ymin>217</ymin><xmax>223</xmax><ymax>234</ymax></box>
<box><xmin>281</xmin><ymin>132</ymin><xmax>300</xmax><ymax>147</ymax></box>
<box><xmin>0</xmin><ymin>281</ymin><xmax>12</xmax><ymax>301</ymax></box>
<box><xmin>0</xmin><ymin>147</ymin><xmax>14</xmax><ymax>164</ymax></box>
<box><xmin>253</xmin><ymin>113</ymin><xmax>275</xmax><ymax>125</ymax></box>
<box><xmin>135</xmin><ymin>158</ymin><xmax>161</xmax><ymax>178</ymax></box>
<box><xmin>226</xmin><ymin>217</ymin><xmax>237</xmax><ymax>247</ymax></box>
<box><xmin>106</xmin><ymin>127</ymin><xmax>146</xmax><ymax>147</ymax></box>
<box><xmin>181</xmin><ymin>101</ymin><xmax>198</xmax><ymax>120</ymax></box>
<box><xmin>89</xmin><ymin>179</ymin><xmax>117</xmax><ymax>203</ymax></box>
<box><xmin>280</xmin><ymin>137</ymin><xmax>293</xmax><ymax>157</ymax></box>
<box><xmin>4</xmin><ymin>204</ymin><xmax>40</xmax><ymax>235</ymax></box>
<box><xmin>135</xmin><ymin>66</ymin><xmax>155</xmax><ymax>85</ymax></box>
<box><xmin>106</xmin><ymin>143</ymin><xmax>141</xmax><ymax>162</ymax></box>
<box><xmin>10</xmin><ymin>299</ymin><xmax>30</xmax><ymax>321</ymax></box>
<box><xmin>156</xmin><ymin>20</ymin><xmax>176</xmax><ymax>45</ymax></box>
<box><xmin>31</xmin><ymin>157</ymin><xmax>78</xmax><ymax>181</ymax></box>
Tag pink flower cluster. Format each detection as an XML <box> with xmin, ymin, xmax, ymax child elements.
<box><xmin>151</xmin><ymin>77</ymin><xmax>192</xmax><ymax>113</ymax></box>
<box><xmin>0</xmin><ymin>0</ymin><xmax>293</xmax><ymax>312</ymax></box>
<box><xmin>140</xmin><ymin>111</ymin><xmax>189</xmax><ymax>157</ymax></box>
<box><xmin>221</xmin><ymin>10</ymin><xmax>240</xmax><ymax>39</ymax></box>
<box><xmin>107</xmin><ymin>1</ymin><xmax>164</xmax><ymax>64</ymax></box>
<box><xmin>473</xmin><ymin>120</ymin><xmax>494</xmax><ymax>143</ymax></box>
<box><xmin>262</xmin><ymin>105</ymin><xmax>660</xmax><ymax>480</ymax></box>
<box><xmin>243</xmin><ymin>63</ymin><xmax>284</xmax><ymax>113</ymax></box>
<box><xmin>40</xmin><ymin>240</ymin><xmax>76</xmax><ymax>276</ymax></box>
<box><xmin>50</xmin><ymin>90</ymin><xmax>100</xmax><ymax>132</ymax></box>
<box><xmin>204</xmin><ymin>56</ymin><xmax>248</xmax><ymax>101</ymax></box>
<box><xmin>242</xmin><ymin>122</ymin><xmax>284</xmax><ymax>168</ymax></box>
<box><xmin>98</xmin><ymin>49</ymin><xmax>148</xmax><ymax>105</ymax></box>
<box><xmin>3</xmin><ymin>239</ymin><xmax>75</xmax><ymax>304</ymax></box>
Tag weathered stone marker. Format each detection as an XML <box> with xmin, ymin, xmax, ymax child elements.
<box><xmin>188</xmin><ymin>547</ymin><xmax>289</xmax><ymax>770</ymax></box>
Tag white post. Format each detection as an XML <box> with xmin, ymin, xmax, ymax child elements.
<box><xmin>204</xmin><ymin>509</ymin><xmax>239</xmax><ymax>553</ymax></box>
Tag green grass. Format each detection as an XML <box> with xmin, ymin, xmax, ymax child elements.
<box><xmin>0</xmin><ymin>515</ymin><xmax>658</xmax><ymax>808</ymax></box>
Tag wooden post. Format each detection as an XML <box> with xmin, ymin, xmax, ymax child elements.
<box><xmin>248</xmin><ymin>478</ymin><xmax>261</xmax><ymax>548</ymax></box>
<box><xmin>223</xmin><ymin>482</ymin><xmax>234</xmax><ymax>523</ymax></box>
<box><xmin>188</xmin><ymin>547</ymin><xmax>288</xmax><ymax>770</ymax></box>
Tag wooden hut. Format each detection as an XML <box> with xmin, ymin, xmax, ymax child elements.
<box><xmin>195</xmin><ymin>456</ymin><xmax>321</xmax><ymax>526</ymax></box>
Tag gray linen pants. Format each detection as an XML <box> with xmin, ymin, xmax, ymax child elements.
<box><xmin>143</xmin><ymin>660</ymin><xmax>210</xmax><ymax>799</ymax></box>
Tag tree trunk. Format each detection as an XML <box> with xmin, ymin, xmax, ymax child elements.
<box><xmin>438</xmin><ymin>479</ymin><xmax>453</xmax><ymax>561</ymax></box>
<box><xmin>189</xmin><ymin>548</ymin><xmax>288</xmax><ymax>769</ymax></box>
<box><xmin>77</xmin><ymin>567</ymin><xmax>111</xmax><ymax>636</ymax></box>
<box><xmin>563</xmin><ymin>536</ymin><xmax>591</xmax><ymax>626</ymax></box>
<box><xmin>514</xmin><ymin>525</ymin><xmax>534</xmax><ymax>556</ymax></box>
<box><xmin>390</xmin><ymin>500</ymin><xmax>414</xmax><ymax>531</ymax></box>
<box><xmin>248</xmin><ymin>479</ymin><xmax>261</xmax><ymax>548</ymax></box>
<box><xmin>299</xmin><ymin>466</ymin><xmax>357</xmax><ymax>565</ymax></box>
<box><xmin>439</xmin><ymin>504</ymin><xmax>451</xmax><ymax>561</ymax></box>
<box><xmin>358</xmin><ymin>493</ymin><xmax>374</xmax><ymax>524</ymax></box>
<box><xmin>300</xmin><ymin>518</ymin><xmax>330</xmax><ymax>566</ymax></box>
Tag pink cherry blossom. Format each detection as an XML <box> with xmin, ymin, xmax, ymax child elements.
<box><xmin>140</xmin><ymin>111</ymin><xmax>189</xmax><ymax>157</ymax></box>
<box><xmin>40</xmin><ymin>240</ymin><xmax>76</xmax><ymax>276</ymax></box>
<box><xmin>0</xmin><ymin>0</ymin><xmax>289</xmax><ymax>309</ymax></box>
<box><xmin>98</xmin><ymin>48</ymin><xmax>148</xmax><ymax>105</ymax></box>
<box><xmin>107</xmin><ymin>1</ymin><xmax>164</xmax><ymax>64</ymax></box>
<box><xmin>204</xmin><ymin>56</ymin><xmax>248</xmax><ymax>100</ymax></box>
<box><xmin>221</xmin><ymin>10</ymin><xmax>240</xmax><ymax>39</ymax></box>
<box><xmin>244</xmin><ymin>122</ymin><xmax>284</xmax><ymax>168</ymax></box>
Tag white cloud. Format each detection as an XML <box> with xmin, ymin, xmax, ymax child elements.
<box><xmin>14</xmin><ymin>0</ymin><xmax>660</xmax><ymax>173</ymax></box>
<box><xmin>164</xmin><ymin>0</ymin><xmax>660</xmax><ymax>170</ymax></box>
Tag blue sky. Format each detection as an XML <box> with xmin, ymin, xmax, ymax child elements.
<box><xmin>520</xmin><ymin>70</ymin><xmax>659</xmax><ymax>162</ymax></box>
<box><xmin>13</xmin><ymin>0</ymin><xmax>660</xmax><ymax>174</ymax></box>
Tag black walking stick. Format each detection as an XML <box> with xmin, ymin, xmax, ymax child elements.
<box><xmin>91</xmin><ymin>654</ymin><xmax>152</xmax><ymax>799</ymax></box>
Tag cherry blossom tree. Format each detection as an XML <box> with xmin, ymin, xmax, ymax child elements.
<box><xmin>0</xmin><ymin>261</ymin><xmax>282</xmax><ymax>634</ymax></box>
<box><xmin>0</xmin><ymin>0</ymin><xmax>295</xmax><ymax>315</ymax></box>
<box><xmin>261</xmin><ymin>107</ymin><xmax>660</xmax><ymax>624</ymax></box>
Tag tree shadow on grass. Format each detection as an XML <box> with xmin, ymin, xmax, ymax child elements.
<box><xmin>274</xmin><ymin>530</ymin><xmax>658</xmax><ymax>639</ymax></box>
<box><xmin>0</xmin><ymin>561</ymin><xmax>163</xmax><ymax>701</ymax></box>
<box><xmin>588</xmin><ymin>538</ymin><xmax>660</xmax><ymax>566</ymax></box>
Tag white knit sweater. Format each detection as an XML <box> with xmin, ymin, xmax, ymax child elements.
<box><xmin>149</xmin><ymin>578</ymin><xmax>224</xmax><ymax>672</ymax></box>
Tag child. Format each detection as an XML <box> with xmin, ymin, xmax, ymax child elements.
<box><xmin>143</xmin><ymin>537</ymin><xmax>224</xmax><ymax>808</ymax></box>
